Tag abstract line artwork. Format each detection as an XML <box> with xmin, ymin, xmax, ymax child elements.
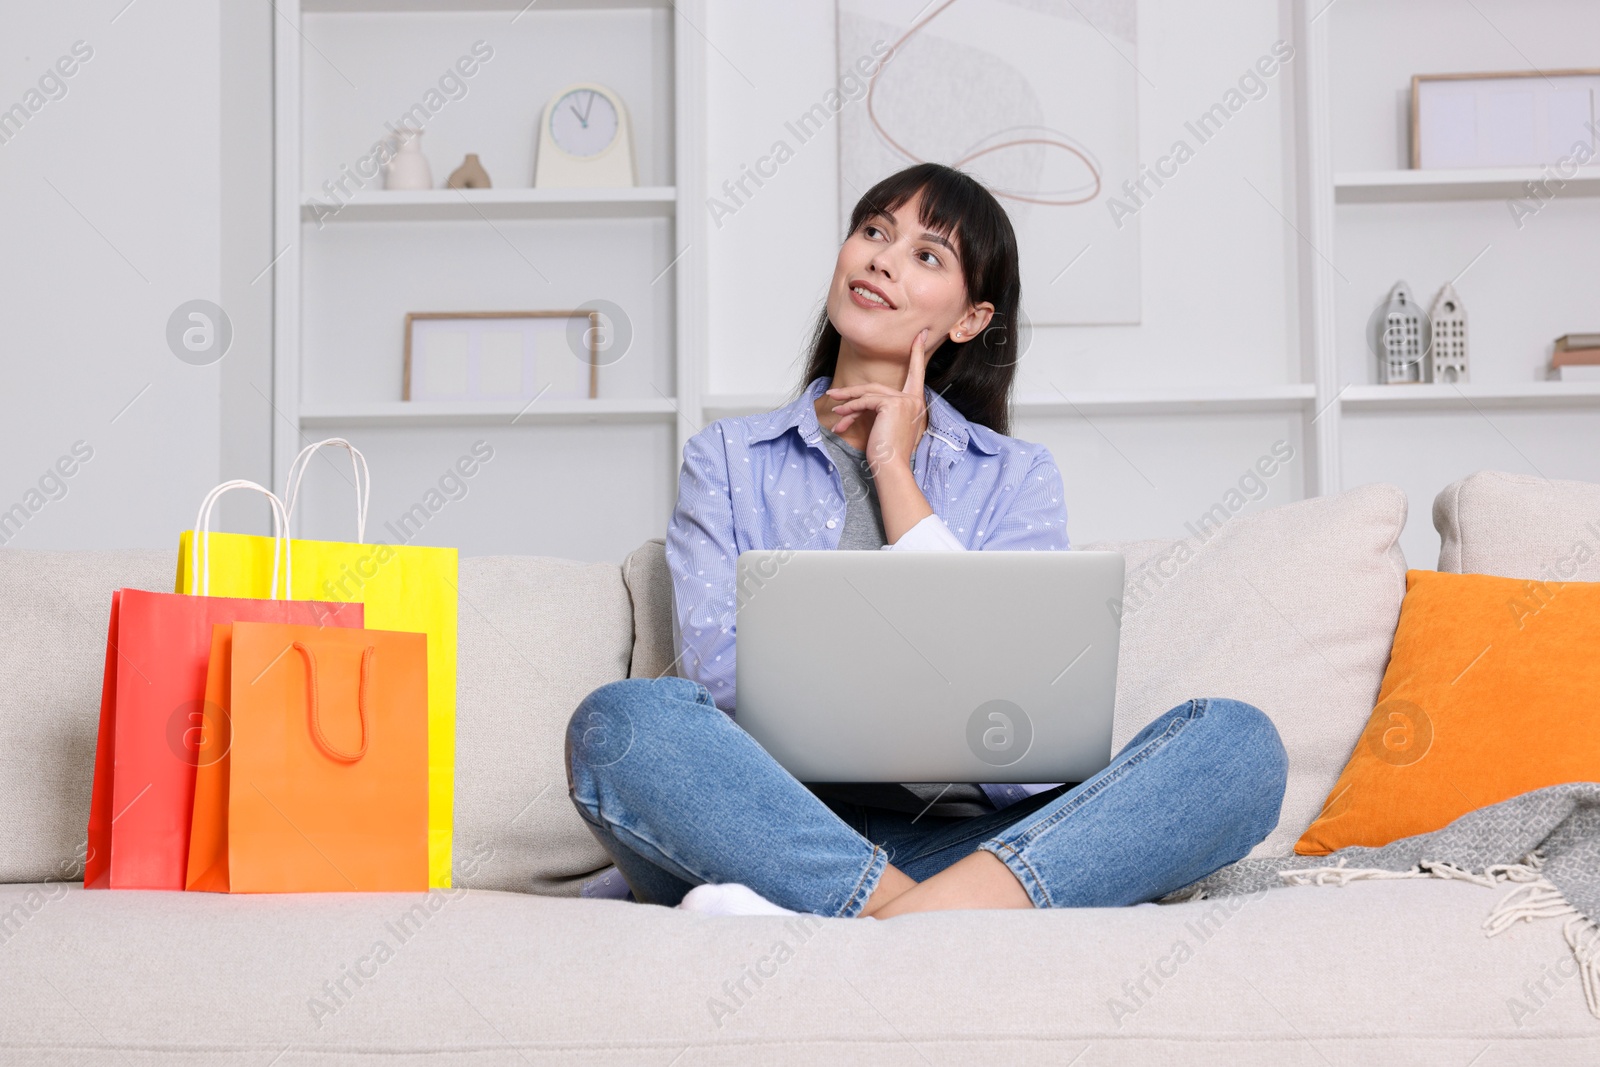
<box><xmin>838</xmin><ymin>0</ymin><xmax>1142</xmax><ymax>325</ymax></box>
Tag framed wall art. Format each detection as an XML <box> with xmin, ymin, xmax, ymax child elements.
<box><xmin>836</xmin><ymin>0</ymin><xmax>1143</xmax><ymax>325</ymax></box>
<box><xmin>1411</xmin><ymin>69</ymin><xmax>1600</xmax><ymax>169</ymax></box>
<box><xmin>401</xmin><ymin>310</ymin><xmax>602</xmax><ymax>402</ymax></box>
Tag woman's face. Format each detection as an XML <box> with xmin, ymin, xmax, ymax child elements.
<box><xmin>827</xmin><ymin>188</ymin><xmax>992</xmax><ymax>361</ymax></box>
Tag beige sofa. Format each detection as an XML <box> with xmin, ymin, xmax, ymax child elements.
<box><xmin>2</xmin><ymin>471</ymin><xmax>1597</xmax><ymax>1064</ymax></box>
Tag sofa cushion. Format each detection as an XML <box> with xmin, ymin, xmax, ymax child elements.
<box><xmin>453</xmin><ymin>555</ymin><xmax>634</xmax><ymax>896</ymax></box>
<box><xmin>0</xmin><ymin>879</ymin><xmax>1590</xmax><ymax>1062</ymax></box>
<box><xmin>1294</xmin><ymin>568</ymin><xmax>1600</xmax><ymax>854</ymax></box>
<box><xmin>1434</xmin><ymin>469</ymin><xmax>1600</xmax><ymax>579</ymax></box>
<box><xmin>1082</xmin><ymin>484</ymin><xmax>1409</xmax><ymax>857</ymax></box>
<box><xmin>0</xmin><ymin>547</ymin><xmax>178</xmax><ymax>885</ymax></box>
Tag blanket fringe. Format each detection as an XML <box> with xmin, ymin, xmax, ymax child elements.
<box><xmin>1279</xmin><ymin>857</ymin><xmax>1433</xmax><ymax>888</ymax></box>
<box><xmin>1563</xmin><ymin>915</ymin><xmax>1600</xmax><ymax>1019</ymax></box>
<box><xmin>1277</xmin><ymin>853</ymin><xmax>1549</xmax><ymax>890</ymax></box>
<box><xmin>1278</xmin><ymin>851</ymin><xmax>1600</xmax><ymax>1020</ymax></box>
<box><xmin>1482</xmin><ymin>877</ymin><xmax>1579</xmax><ymax>934</ymax></box>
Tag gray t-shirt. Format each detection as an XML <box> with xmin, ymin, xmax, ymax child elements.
<box><xmin>800</xmin><ymin>424</ymin><xmax>995</xmax><ymax>819</ymax></box>
<box><xmin>821</xmin><ymin>424</ymin><xmax>891</xmax><ymax>549</ymax></box>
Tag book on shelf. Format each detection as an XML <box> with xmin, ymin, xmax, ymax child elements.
<box><xmin>1551</xmin><ymin>346</ymin><xmax>1600</xmax><ymax>368</ymax></box>
<box><xmin>1556</xmin><ymin>365</ymin><xmax>1600</xmax><ymax>382</ymax></box>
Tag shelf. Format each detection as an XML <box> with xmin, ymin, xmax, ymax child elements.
<box><xmin>701</xmin><ymin>385</ymin><xmax>1317</xmax><ymax>420</ymax></box>
<box><xmin>300</xmin><ymin>187</ymin><xmax>677</xmax><ymax>223</ymax></box>
<box><xmin>303</xmin><ymin>0</ymin><xmax>668</xmax><ymax>11</ymax></box>
<box><xmin>1334</xmin><ymin>167</ymin><xmax>1600</xmax><ymax>204</ymax></box>
<box><xmin>299</xmin><ymin>398</ymin><xmax>681</xmax><ymax>427</ymax></box>
<box><xmin>1339</xmin><ymin>381</ymin><xmax>1600</xmax><ymax>411</ymax></box>
<box><xmin>1014</xmin><ymin>384</ymin><xmax>1316</xmax><ymax>417</ymax></box>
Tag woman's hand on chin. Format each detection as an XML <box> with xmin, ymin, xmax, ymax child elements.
<box><xmin>825</xmin><ymin>327</ymin><xmax>930</xmax><ymax>477</ymax></box>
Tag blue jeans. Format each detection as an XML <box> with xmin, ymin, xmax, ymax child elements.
<box><xmin>564</xmin><ymin>676</ymin><xmax>1287</xmax><ymax>917</ymax></box>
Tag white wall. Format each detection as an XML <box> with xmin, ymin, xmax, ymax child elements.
<box><xmin>219</xmin><ymin>0</ymin><xmax>277</xmax><ymax>535</ymax></box>
<box><xmin>1</xmin><ymin>0</ymin><xmax>275</xmax><ymax>552</ymax></box>
<box><xmin>703</xmin><ymin>1</ymin><xmax>846</xmax><ymax>396</ymax></box>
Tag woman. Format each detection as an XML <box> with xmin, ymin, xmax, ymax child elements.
<box><xmin>565</xmin><ymin>163</ymin><xmax>1287</xmax><ymax>919</ymax></box>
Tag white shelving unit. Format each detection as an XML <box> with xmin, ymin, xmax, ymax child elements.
<box><xmin>299</xmin><ymin>397</ymin><xmax>681</xmax><ymax>427</ymax></box>
<box><xmin>303</xmin><ymin>0</ymin><xmax>670</xmax><ymax>9</ymax></box>
<box><xmin>272</xmin><ymin>0</ymin><xmax>706</xmax><ymax>559</ymax></box>
<box><xmin>1295</xmin><ymin>0</ymin><xmax>1600</xmax><ymax>566</ymax></box>
<box><xmin>299</xmin><ymin>186</ymin><xmax>680</xmax><ymax>222</ymax></box>
<box><xmin>1334</xmin><ymin>166</ymin><xmax>1600</xmax><ymax>203</ymax></box>
<box><xmin>1339</xmin><ymin>381</ymin><xmax>1600</xmax><ymax>410</ymax></box>
<box><xmin>267</xmin><ymin>0</ymin><xmax>1599</xmax><ymax>563</ymax></box>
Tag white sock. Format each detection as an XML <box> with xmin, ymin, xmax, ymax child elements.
<box><xmin>676</xmin><ymin>882</ymin><xmax>799</xmax><ymax>916</ymax></box>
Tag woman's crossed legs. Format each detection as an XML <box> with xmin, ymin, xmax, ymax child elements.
<box><xmin>564</xmin><ymin>676</ymin><xmax>1287</xmax><ymax>918</ymax></box>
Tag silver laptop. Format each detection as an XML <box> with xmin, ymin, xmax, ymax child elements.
<box><xmin>734</xmin><ymin>549</ymin><xmax>1125</xmax><ymax>783</ymax></box>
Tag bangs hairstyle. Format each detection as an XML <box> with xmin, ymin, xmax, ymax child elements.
<box><xmin>795</xmin><ymin>162</ymin><xmax>1021</xmax><ymax>436</ymax></box>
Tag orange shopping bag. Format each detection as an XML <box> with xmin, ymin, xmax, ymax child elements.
<box><xmin>186</xmin><ymin>620</ymin><xmax>428</xmax><ymax>893</ymax></box>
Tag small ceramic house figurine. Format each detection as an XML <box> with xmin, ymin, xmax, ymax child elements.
<box><xmin>1428</xmin><ymin>283</ymin><xmax>1469</xmax><ymax>383</ymax></box>
<box><xmin>448</xmin><ymin>153</ymin><xmax>492</xmax><ymax>190</ymax></box>
<box><xmin>1380</xmin><ymin>281</ymin><xmax>1426</xmax><ymax>384</ymax></box>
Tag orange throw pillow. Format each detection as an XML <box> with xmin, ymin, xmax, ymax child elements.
<box><xmin>1295</xmin><ymin>568</ymin><xmax>1600</xmax><ymax>855</ymax></box>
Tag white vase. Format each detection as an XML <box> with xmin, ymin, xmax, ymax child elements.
<box><xmin>384</xmin><ymin>128</ymin><xmax>433</xmax><ymax>190</ymax></box>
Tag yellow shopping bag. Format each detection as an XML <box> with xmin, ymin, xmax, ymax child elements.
<box><xmin>175</xmin><ymin>440</ymin><xmax>458</xmax><ymax>888</ymax></box>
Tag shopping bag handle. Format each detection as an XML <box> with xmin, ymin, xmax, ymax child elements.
<box><xmin>192</xmin><ymin>481</ymin><xmax>292</xmax><ymax>599</ymax></box>
<box><xmin>284</xmin><ymin>438</ymin><xmax>371</xmax><ymax>544</ymax></box>
<box><xmin>294</xmin><ymin>641</ymin><xmax>373</xmax><ymax>763</ymax></box>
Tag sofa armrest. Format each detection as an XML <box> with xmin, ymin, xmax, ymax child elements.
<box><xmin>621</xmin><ymin>537</ymin><xmax>678</xmax><ymax>681</ymax></box>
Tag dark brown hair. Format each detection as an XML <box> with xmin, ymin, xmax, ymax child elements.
<box><xmin>794</xmin><ymin>162</ymin><xmax>1021</xmax><ymax>436</ymax></box>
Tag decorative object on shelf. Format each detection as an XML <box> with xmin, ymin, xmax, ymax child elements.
<box><xmin>1411</xmin><ymin>70</ymin><xmax>1600</xmax><ymax>169</ymax></box>
<box><xmin>402</xmin><ymin>310</ymin><xmax>602</xmax><ymax>403</ymax></box>
<box><xmin>1426</xmin><ymin>284</ymin><xmax>1468</xmax><ymax>384</ymax></box>
<box><xmin>1376</xmin><ymin>282</ymin><xmax>1428</xmax><ymax>385</ymax></box>
<box><xmin>384</xmin><ymin>127</ymin><xmax>433</xmax><ymax>191</ymax></box>
<box><xmin>534</xmin><ymin>82</ymin><xmax>636</xmax><ymax>189</ymax></box>
<box><xmin>447</xmin><ymin>154</ymin><xmax>491</xmax><ymax>190</ymax></box>
<box><xmin>1551</xmin><ymin>333</ymin><xmax>1600</xmax><ymax>381</ymax></box>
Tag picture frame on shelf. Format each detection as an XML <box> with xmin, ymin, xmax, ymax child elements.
<box><xmin>402</xmin><ymin>310</ymin><xmax>601</xmax><ymax>403</ymax></box>
<box><xmin>1411</xmin><ymin>69</ymin><xmax>1600</xmax><ymax>169</ymax></box>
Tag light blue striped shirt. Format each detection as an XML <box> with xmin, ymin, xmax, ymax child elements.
<box><xmin>665</xmin><ymin>373</ymin><xmax>1071</xmax><ymax>812</ymax></box>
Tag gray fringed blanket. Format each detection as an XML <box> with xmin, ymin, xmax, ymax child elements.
<box><xmin>1158</xmin><ymin>781</ymin><xmax>1600</xmax><ymax>1019</ymax></box>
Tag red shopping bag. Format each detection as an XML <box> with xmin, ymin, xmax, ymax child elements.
<box><xmin>84</xmin><ymin>481</ymin><xmax>363</xmax><ymax>890</ymax></box>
